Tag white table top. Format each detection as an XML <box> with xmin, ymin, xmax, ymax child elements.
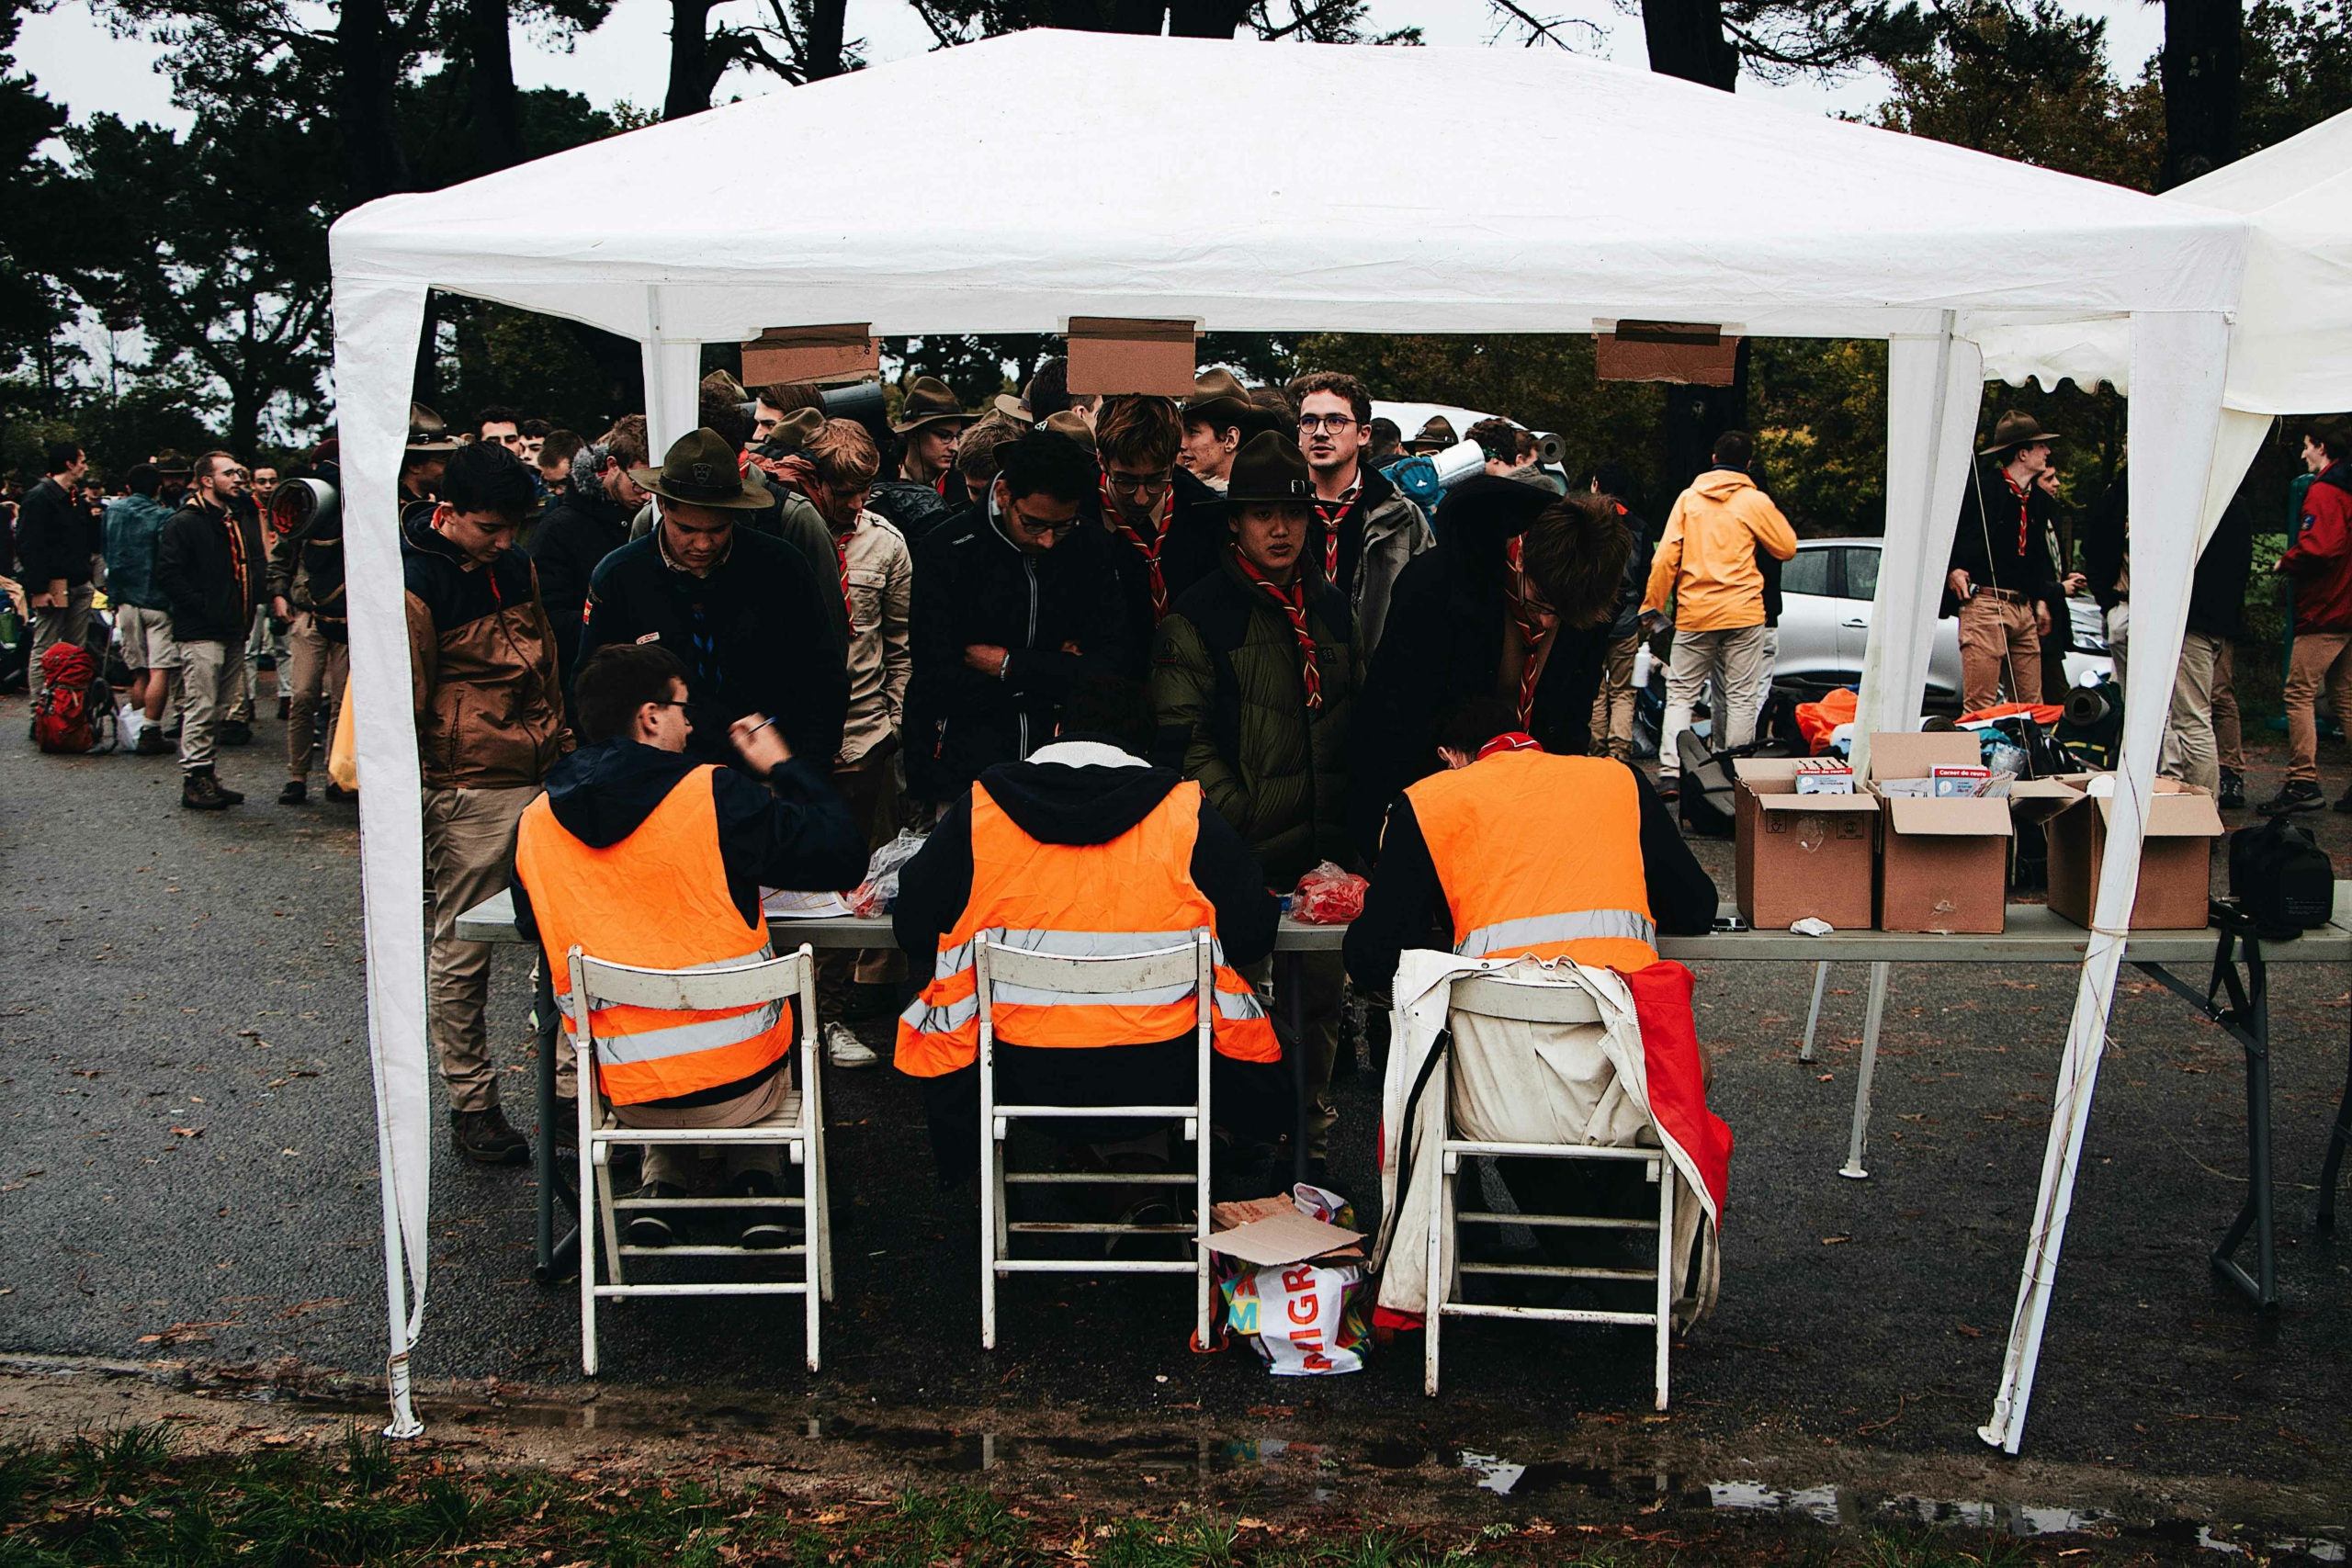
<box><xmin>455</xmin><ymin>885</ymin><xmax>2352</xmax><ymax>965</ymax></box>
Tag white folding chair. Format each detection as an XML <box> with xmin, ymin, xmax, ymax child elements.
<box><xmin>568</xmin><ymin>943</ymin><xmax>831</xmax><ymax>1376</ymax></box>
<box><xmin>1423</xmin><ymin>973</ymin><xmax>1679</xmax><ymax>1409</ymax></box>
<box><xmin>974</xmin><ymin>930</ymin><xmax>1216</xmax><ymax>1351</ymax></box>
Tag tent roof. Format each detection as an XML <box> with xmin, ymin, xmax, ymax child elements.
<box><xmin>331</xmin><ymin>29</ymin><xmax>2244</xmax><ymax>347</ymax></box>
<box><xmin>1981</xmin><ymin>107</ymin><xmax>2352</xmax><ymax>413</ymax></box>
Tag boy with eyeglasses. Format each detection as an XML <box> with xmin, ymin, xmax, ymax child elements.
<box><xmin>1292</xmin><ymin>370</ymin><xmax>1431</xmax><ymax>667</ymax></box>
<box><xmin>1091</xmin><ymin>394</ymin><xmax>1228</xmax><ymax>679</ymax></box>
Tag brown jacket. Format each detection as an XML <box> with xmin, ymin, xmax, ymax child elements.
<box><xmin>401</xmin><ymin>504</ymin><xmax>571</xmax><ymax>789</ymax></box>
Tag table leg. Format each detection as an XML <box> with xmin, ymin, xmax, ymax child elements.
<box><xmin>1283</xmin><ymin>952</ymin><xmax>1308</xmax><ymax>1187</ymax></box>
<box><xmin>2209</xmin><ymin>943</ymin><xmax>2278</xmax><ymax>1310</ymax></box>
<box><xmin>1838</xmin><ymin>962</ymin><xmax>1891</xmax><ymax>1180</ymax></box>
<box><xmin>2320</xmin><ymin>1000</ymin><xmax>2352</xmax><ymax>1233</ymax></box>
<box><xmin>529</xmin><ymin>959</ymin><xmax>579</xmax><ymax>1286</ymax></box>
<box><xmin>1801</xmin><ymin>961</ymin><xmax>1830</xmax><ymax>1065</ymax></box>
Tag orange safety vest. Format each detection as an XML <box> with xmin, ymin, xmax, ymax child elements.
<box><xmin>1404</xmin><ymin>750</ymin><xmax>1657</xmax><ymax>971</ymax></box>
<box><xmin>896</xmin><ymin>779</ymin><xmax>1281</xmax><ymax>1077</ymax></box>
<box><xmin>512</xmin><ymin>765</ymin><xmax>793</xmax><ymax>1106</ymax></box>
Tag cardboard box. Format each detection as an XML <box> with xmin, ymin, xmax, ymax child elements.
<box><xmin>1866</xmin><ymin>732</ymin><xmax>2012</xmax><ymax>933</ymax></box>
<box><xmin>1734</xmin><ymin>758</ymin><xmax>1881</xmax><ymax>931</ymax></box>
<box><xmin>2012</xmin><ymin>774</ymin><xmax>2223</xmax><ymax>931</ymax></box>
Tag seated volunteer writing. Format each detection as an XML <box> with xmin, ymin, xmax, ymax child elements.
<box><xmin>510</xmin><ymin>643</ymin><xmax>868</xmax><ymax>1249</ymax></box>
<box><xmin>891</xmin><ymin>675</ymin><xmax>1289</xmax><ymax>1184</ymax></box>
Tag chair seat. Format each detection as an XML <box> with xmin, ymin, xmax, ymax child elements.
<box><xmin>590</xmin><ymin>1091</ymin><xmax>807</xmax><ymax>1144</ymax></box>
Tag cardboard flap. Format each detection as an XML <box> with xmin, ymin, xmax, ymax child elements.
<box><xmin>1734</xmin><ymin>758</ymin><xmax>1807</xmax><ymax>784</ymax></box>
<box><xmin>1866</xmin><ymin>730</ymin><xmax>1983</xmax><ymax>783</ymax></box>
<box><xmin>1882</xmin><ymin>795</ymin><xmax>2014</xmax><ymax>837</ymax></box>
<box><xmin>2096</xmin><ymin>789</ymin><xmax>2226</xmax><ymax>837</ymax></box>
<box><xmin>1204</xmin><ymin>1209</ymin><xmax>1363</xmax><ymax>1267</ymax></box>
<box><xmin>2007</xmin><ymin>778</ymin><xmax>2085</xmax><ymax>828</ymax></box>
<box><xmin>1757</xmin><ymin>791</ymin><xmax>1879</xmax><ymax>814</ymax></box>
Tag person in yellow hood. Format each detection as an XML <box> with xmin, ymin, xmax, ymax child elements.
<box><xmin>1638</xmin><ymin>431</ymin><xmax>1797</xmax><ymax>795</ymax></box>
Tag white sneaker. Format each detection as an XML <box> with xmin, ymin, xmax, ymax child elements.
<box><xmin>824</xmin><ymin>1021</ymin><xmax>880</xmax><ymax>1069</ymax></box>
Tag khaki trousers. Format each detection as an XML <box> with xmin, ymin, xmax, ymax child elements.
<box><xmin>2283</xmin><ymin>631</ymin><xmax>2352</xmax><ymax>785</ymax></box>
<box><xmin>424</xmin><ymin>785</ymin><xmax>540</xmax><ymax>1112</ymax></box>
<box><xmin>28</xmin><ymin>585</ymin><xmax>93</xmax><ymax>713</ymax></box>
<box><xmin>2163</xmin><ymin>630</ymin><xmax>2227</xmax><ymax>795</ymax></box>
<box><xmin>1660</xmin><ymin>624</ymin><xmax>1767</xmax><ymax>774</ymax></box>
<box><xmin>1588</xmin><ymin>633</ymin><xmax>1641</xmax><ymax>761</ymax></box>
<box><xmin>617</xmin><ymin>1062</ymin><xmax>790</xmax><ymax>1188</ymax></box>
<box><xmin>177</xmin><ymin>637</ymin><xmax>247</xmax><ymax>771</ymax></box>
<box><xmin>1957</xmin><ymin>592</ymin><xmax>2042</xmax><ymax>713</ymax></box>
<box><xmin>283</xmin><ymin>615</ymin><xmax>347</xmax><ymax>780</ymax></box>
<box><xmin>2213</xmin><ymin>640</ymin><xmax>2244</xmax><ymax>772</ymax></box>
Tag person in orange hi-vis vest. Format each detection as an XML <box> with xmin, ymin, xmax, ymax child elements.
<box><xmin>891</xmin><ymin>674</ymin><xmax>1290</xmax><ymax>1187</ymax></box>
<box><xmin>510</xmin><ymin>643</ymin><xmax>867</xmax><ymax>1250</ymax></box>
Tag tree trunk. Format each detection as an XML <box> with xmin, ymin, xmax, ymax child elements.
<box><xmin>336</xmin><ymin>0</ymin><xmax>412</xmax><ymax>203</ymax></box>
<box><xmin>665</xmin><ymin>0</ymin><xmax>718</xmax><ymax>119</ymax></box>
<box><xmin>2159</xmin><ymin>0</ymin><xmax>2241</xmax><ymax>188</ymax></box>
<box><xmin>1641</xmin><ymin>0</ymin><xmax>1738</xmax><ymax>90</ymax></box>
<box><xmin>467</xmin><ymin>0</ymin><xmax>526</xmax><ymax>171</ymax></box>
<box><xmin>801</xmin><ymin>0</ymin><xmax>849</xmax><ymax>79</ymax></box>
<box><xmin>1168</xmin><ymin>0</ymin><xmax>1250</xmax><ymax>36</ymax></box>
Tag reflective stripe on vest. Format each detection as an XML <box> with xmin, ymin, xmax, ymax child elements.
<box><xmin>513</xmin><ymin>765</ymin><xmax>795</xmax><ymax>1105</ymax></box>
<box><xmin>1405</xmin><ymin>750</ymin><xmax>1659</xmax><ymax>972</ymax></box>
<box><xmin>895</xmin><ymin>781</ymin><xmax>1282</xmax><ymax>1077</ymax></box>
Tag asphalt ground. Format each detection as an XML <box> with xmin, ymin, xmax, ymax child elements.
<box><xmin>2</xmin><ymin>681</ymin><xmax>2347</xmax><ymax>1506</ymax></box>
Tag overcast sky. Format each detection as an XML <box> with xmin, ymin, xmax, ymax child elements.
<box><xmin>18</xmin><ymin>0</ymin><xmax>2169</xmax><ymax>140</ymax></box>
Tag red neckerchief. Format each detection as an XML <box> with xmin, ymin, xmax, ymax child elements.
<box><xmin>1502</xmin><ymin>534</ymin><xmax>1552</xmax><ymax>728</ymax></box>
<box><xmin>1102</xmin><ymin>472</ymin><xmax>1174</xmax><ymax>621</ymax></box>
<box><xmin>1231</xmin><ymin>547</ymin><xmax>1321</xmax><ymax>712</ymax></box>
<box><xmin>2002</xmin><ymin>469</ymin><xmax>2032</xmax><ymax>558</ymax></box>
<box><xmin>1314</xmin><ymin>477</ymin><xmax>1362</xmax><ymax>585</ymax></box>
<box><xmin>1476</xmin><ymin>731</ymin><xmax>1542</xmax><ymax>761</ymax></box>
<box><xmin>747</xmin><ymin>449</ymin><xmax>819</xmax><ymax>497</ymax></box>
<box><xmin>829</xmin><ymin>516</ymin><xmax>856</xmax><ymax>627</ymax></box>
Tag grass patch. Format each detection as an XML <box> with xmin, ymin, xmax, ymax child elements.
<box><xmin>0</xmin><ymin>1422</ymin><xmax>2178</xmax><ymax>1568</ymax></box>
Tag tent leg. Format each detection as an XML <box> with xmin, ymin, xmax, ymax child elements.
<box><xmin>1800</xmin><ymin>961</ymin><xmax>1830</xmax><ymax>1064</ymax></box>
<box><xmin>2208</xmin><ymin>941</ymin><xmax>2278</xmax><ymax>1308</ymax></box>
<box><xmin>1839</xmin><ymin>963</ymin><xmax>1890</xmax><ymax>1179</ymax></box>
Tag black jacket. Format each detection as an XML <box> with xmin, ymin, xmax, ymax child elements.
<box><xmin>2188</xmin><ymin>497</ymin><xmax>2255</xmax><ymax>641</ymax></box>
<box><xmin>2081</xmin><ymin>471</ymin><xmax>2129</xmax><ymax>611</ymax></box>
<box><xmin>1948</xmin><ymin>459</ymin><xmax>2060</xmax><ymax>608</ymax></box>
<box><xmin>16</xmin><ymin>477</ymin><xmax>97</xmax><ymax>590</ymax></box>
<box><xmin>902</xmin><ymin>498</ymin><xmax>1131</xmax><ymax>800</ymax></box>
<box><xmin>867</xmin><ymin>477</ymin><xmax>957</xmax><ymax>540</ymax></box>
<box><xmin>1606</xmin><ymin>503</ymin><xmax>1657</xmax><ymax>642</ymax></box>
<box><xmin>510</xmin><ymin>738</ymin><xmax>866</xmax><ymax>1108</ymax></box>
<box><xmin>576</xmin><ymin>524</ymin><xmax>849</xmax><ymax>771</ymax></box>
<box><xmin>531</xmin><ymin>483</ymin><xmax>635</xmax><ymax>683</ymax></box>
<box><xmin>1350</xmin><ymin>477</ymin><xmax>1609</xmax><ymax>863</ymax></box>
<box><xmin>1342</xmin><ymin>761</ymin><xmax>1717</xmax><ymax>995</ymax></box>
<box><xmin>156</xmin><ymin>498</ymin><xmax>261</xmax><ymax>644</ymax></box>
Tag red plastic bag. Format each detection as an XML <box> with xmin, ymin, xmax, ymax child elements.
<box><xmin>1290</xmin><ymin>861</ymin><xmax>1367</xmax><ymax>924</ymax></box>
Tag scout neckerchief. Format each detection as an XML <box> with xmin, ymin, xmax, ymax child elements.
<box><xmin>1502</xmin><ymin>534</ymin><xmax>1552</xmax><ymax>728</ymax></box>
<box><xmin>1314</xmin><ymin>477</ymin><xmax>1363</xmax><ymax>586</ymax></box>
<box><xmin>1476</xmin><ymin>731</ymin><xmax>1542</xmax><ymax>761</ymax></box>
<box><xmin>1232</xmin><ymin>547</ymin><xmax>1321</xmax><ymax>713</ymax></box>
<box><xmin>1102</xmin><ymin>471</ymin><xmax>1175</xmax><ymax>622</ymax></box>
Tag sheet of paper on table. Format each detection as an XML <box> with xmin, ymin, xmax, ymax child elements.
<box><xmin>762</xmin><ymin>888</ymin><xmax>854</xmax><ymax>919</ymax></box>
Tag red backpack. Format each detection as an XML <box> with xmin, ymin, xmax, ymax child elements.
<box><xmin>33</xmin><ymin>642</ymin><xmax>106</xmax><ymax>754</ymax></box>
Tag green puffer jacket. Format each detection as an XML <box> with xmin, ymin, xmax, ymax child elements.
<box><xmin>1150</xmin><ymin>553</ymin><xmax>1355</xmax><ymax>887</ymax></box>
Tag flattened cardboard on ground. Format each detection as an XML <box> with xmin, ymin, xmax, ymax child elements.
<box><xmin>1204</xmin><ymin>1208</ymin><xmax>1364</xmax><ymax>1268</ymax></box>
<box><xmin>1733</xmin><ymin>758</ymin><xmax>1879</xmax><ymax>931</ymax></box>
<box><xmin>2012</xmin><ymin>774</ymin><xmax>2223</xmax><ymax>931</ymax></box>
<box><xmin>1867</xmin><ymin>731</ymin><xmax>2011</xmax><ymax>933</ymax></box>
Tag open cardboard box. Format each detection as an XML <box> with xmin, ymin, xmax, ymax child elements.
<box><xmin>1867</xmin><ymin>732</ymin><xmax>2012</xmax><ymax>933</ymax></box>
<box><xmin>2009</xmin><ymin>773</ymin><xmax>2222</xmax><ymax>931</ymax></box>
<box><xmin>1733</xmin><ymin>758</ymin><xmax>1880</xmax><ymax>931</ymax></box>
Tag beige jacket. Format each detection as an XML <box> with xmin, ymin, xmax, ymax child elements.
<box><xmin>835</xmin><ymin>510</ymin><xmax>914</xmax><ymax>764</ymax></box>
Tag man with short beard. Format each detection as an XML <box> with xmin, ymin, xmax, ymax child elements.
<box><xmin>1292</xmin><ymin>371</ymin><xmax>1430</xmax><ymax>666</ymax></box>
<box><xmin>156</xmin><ymin>453</ymin><xmax>259</xmax><ymax>807</ymax></box>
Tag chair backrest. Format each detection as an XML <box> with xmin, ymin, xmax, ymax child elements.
<box><xmin>571</xmin><ymin>948</ymin><xmax>814</xmax><ymax>1016</ymax></box>
<box><xmin>973</xmin><ymin>931</ymin><xmax>1212</xmax><ymax>1005</ymax></box>
<box><xmin>1448</xmin><ymin>972</ymin><xmax>1605</xmax><ymax>1026</ymax></box>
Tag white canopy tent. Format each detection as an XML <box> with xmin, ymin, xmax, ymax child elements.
<box><xmin>326</xmin><ymin>28</ymin><xmax>2251</xmax><ymax>1445</ymax></box>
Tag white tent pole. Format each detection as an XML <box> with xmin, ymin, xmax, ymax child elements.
<box><xmin>1853</xmin><ymin>315</ymin><xmax>1982</xmax><ymax>777</ymax></box>
<box><xmin>325</xmin><ymin>273</ymin><xmax>435</xmax><ymax>1440</ymax></box>
<box><xmin>1980</xmin><ymin>309</ymin><xmax>2232</xmax><ymax>1455</ymax></box>
<box><xmin>642</xmin><ymin>288</ymin><xmax>704</xmax><ymax>458</ymax></box>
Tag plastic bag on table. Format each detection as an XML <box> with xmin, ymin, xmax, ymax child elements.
<box><xmin>848</xmin><ymin>828</ymin><xmax>930</xmax><ymax>916</ymax></box>
<box><xmin>1290</xmin><ymin>861</ymin><xmax>1367</xmax><ymax>925</ymax></box>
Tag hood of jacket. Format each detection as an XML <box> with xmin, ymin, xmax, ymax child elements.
<box><xmin>1690</xmin><ymin>468</ymin><xmax>1758</xmax><ymax>504</ymax></box>
<box><xmin>542</xmin><ymin>738</ymin><xmax>706</xmax><ymax>848</ymax></box>
<box><xmin>978</xmin><ymin>746</ymin><xmax>1184</xmax><ymax>847</ymax></box>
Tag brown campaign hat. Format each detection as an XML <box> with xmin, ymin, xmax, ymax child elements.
<box><xmin>1039</xmin><ymin>409</ymin><xmax>1096</xmax><ymax>451</ymax></box>
<box><xmin>1224</xmin><ymin>431</ymin><xmax>1314</xmax><ymax>504</ymax></box>
<box><xmin>630</xmin><ymin>428</ymin><xmax>772</xmax><ymax>510</ymax></box>
<box><xmin>406</xmin><ymin>401</ymin><xmax>461</xmax><ymax>453</ymax></box>
<box><xmin>1979</xmin><ymin>410</ymin><xmax>2065</xmax><ymax>457</ymax></box>
<box><xmin>1183</xmin><ymin>368</ymin><xmax>1253</xmax><ymax>428</ymax></box>
<box><xmin>992</xmin><ymin>392</ymin><xmax>1035</xmax><ymax>423</ymax></box>
<box><xmin>1409</xmin><ymin>415</ymin><xmax>1458</xmax><ymax>451</ymax></box>
<box><xmin>763</xmin><ymin>407</ymin><xmax>826</xmax><ymax>451</ymax></box>
<box><xmin>890</xmin><ymin>376</ymin><xmax>972</xmax><ymax>435</ymax></box>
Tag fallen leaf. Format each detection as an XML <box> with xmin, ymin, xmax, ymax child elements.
<box><xmin>1820</xmin><ymin>1235</ymin><xmax>1851</xmax><ymax>1246</ymax></box>
<box><xmin>171</xmin><ymin>1127</ymin><xmax>203</xmax><ymax>1139</ymax></box>
<box><xmin>1956</xmin><ymin>1323</ymin><xmax>1984</xmax><ymax>1338</ymax></box>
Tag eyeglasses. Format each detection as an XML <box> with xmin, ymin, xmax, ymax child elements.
<box><xmin>1297</xmin><ymin>414</ymin><xmax>1357</xmax><ymax>434</ymax></box>
<box><xmin>1008</xmin><ymin>500</ymin><xmax>1082</xmax><ymax>536</ymax></box>
<box><xmin>1105</xmin><ymin>470</ymin><xmax>1172</xmax><ymax>496</ymax></box>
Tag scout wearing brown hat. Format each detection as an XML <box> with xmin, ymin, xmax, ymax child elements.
<box><xmin>1180</xmin><ymin>369</ymin><xmax>1254</xmax><ymax>491</ymax></box>
<box><xmin>632</xmin><ymin>428</ymin><xmax>773</xmax><ymax>511</ymax></box>
<box><xmin>1407</xmin><ymin>415</ymin><xmax>1458</xmax><ymax>455</ymax></box>
<box><xmin>401</xmin><ymin>402</ymin><xmax>459</xmax><ymax>502</ymax></box>
<box><xmin>1977</xmin><ymin>410</ymin><xmax>2064</xmax><ymax>457</ymax></box>
<box><xmin>1947</xmin><ymin>409</ymin><xmax>2066</xmax><ymax>713</ymax></box>
<box><xmin>889</xmin><ymin>376</ymin><xmax>970</xmax><ymax>499</ymax></box>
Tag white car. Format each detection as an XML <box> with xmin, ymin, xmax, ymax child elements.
<box><xmin>1772</xmin><ymin>537</ymin><xmax>2111</xmax><ymax>704</ymax></box>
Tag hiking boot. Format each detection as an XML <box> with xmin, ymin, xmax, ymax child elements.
<box><xmin>623</xmin><ymin>1182</ymin><xmax>687</xmax><ymax>1248</ymax></box>
<box><xmin>218</xmin><ymin>720</ymin><xmax>254</xmax><ymax>747</ymax></box>
<box><xmin>1657</xmin><ymin>773</ymin><xmax>1679</xmax><ymax>801</ymax></box>
<box><xmin>323</xmin><ymin>781</ymin><xmax>356</xmax><ymax>804</ymax></box>
<box><xmin>732</xmin><ymin>1169</ymin><xmax>797</xmax><ymax>1249</ymax></box>
<box><xmin>2258</xmin><ymin>780</ymin><xmax>2324</xmax><ymax>816</ymax></box>
<box><xmin>2218</xmin><ymin>768</ymin><xmax>2245</xmax><ymax>810</ymax></box>
<box><xmin>181</xmin><ymin>767</ymin><xmax>238</xmax><ymax>810</ymax></box>
<box><xmin>449</xmin><ymin>1105</ymin><xmax>529</xmax><ymax>1166</ymax></box>
<box><xmin>133</xmin><ymin>727</ymin><xmax>172</xmax><ymax>756</ymax></box>
<box><xmin>277</xmin><ymin>779</ymin><xmax>307</xmax><ymax>806</ymax></box>
<box><xmin>824</xmin><ymin>1021</ymin><xmax>880</xmax><ymax>1069</ymax></box>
